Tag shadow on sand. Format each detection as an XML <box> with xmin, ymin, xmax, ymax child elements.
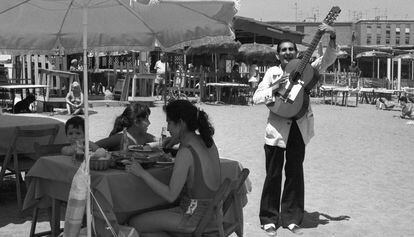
<box><xmin>0</xmin><ymin>180</ymin><xmax>49</xmax><ymax>228</ymax></box>
<box><xmin>301</xmin><ymin>211</ymin><xmax>350</xmax><ymax>229</ymax></box>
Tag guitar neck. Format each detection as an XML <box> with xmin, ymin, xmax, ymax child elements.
<box><xmin>297</xmin><ymin>30</ymin><xmax>324</xmax><ymax>74</ymax></box>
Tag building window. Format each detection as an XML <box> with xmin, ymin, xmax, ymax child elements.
<box><xmin>377</xmin><ymin>24</ymin><xmax>381</xmax><ymax>33</ymax></box>
<box><xmin>296</xmin><ymin>25</ymin><xmax>304</xmax><ymax>33</ymax></box>
<box><xmin>385</xmin><ymin>25</ymin><xmax>391</xmax><ymax>44</ymax></box>
<box><xmin>405</xmin><ymin>26</ymin><xmax>410</xmax><ymax>44</ymax></box>
<box><xmin>367</xmin><ymin>25</ymin><xmax>372</xmax><ymax>34</ymax></box>
<box><xmin>376</xmin><ymin>35</ymin><xmax>381</xmax><ymax>44</ymax></box>
<box><xmin>396</xmin><ymin>37</ymin><xmax>400</xmax><ymax>45</ymax></box>
<box><xmin>396</xmin><ymin>26</ymin><xmax>400</xmax><ymax>36</ymax></box>
<box><xmin>367</xmin><ymin>35</ymin><xmax>372</xmax><ymax>45</ymax></box>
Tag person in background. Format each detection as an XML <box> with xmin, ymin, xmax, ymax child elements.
<box><xmin>69</xmin><ymin>59</ymin><xmax>79</xmax><ymax>71</ymax></box>
<box><xmin>376</xmin><ymin>97</ymin><xmax>395</xmax><ymax>110</ymax></box>
<box><xmin>154</xmin><ymin>52</ymin><xmax>166</xmax><ymax>99</ymax></box>
<box><xmin>253</xmin><ymin>23</ymin><xmax>338</xmax><ymax>236</ymax></box>
<box><xmin>248</xmin><ymin>63</ymin><xmax>260</xmax><ymax>88</ymax></box>
<box><xmin>248</xmin><ymin>63</ymin><xmax>260</xmax><ymax>104</ymax></box>
<box><xmin>399</xmin><ymin>96</ymin><xmax>414</xmax><ymax>119</ymax></box>
<box><xmin>61</xmin><ymin>116</ymin><xmax>99</xmax><ymax>156</ymax></box>
<box><xmin>230</xmin><ymin>64</ymin><xmax>242</xmax><ymax>83</ymax></box>
<box><xmin>95</xmin><ymin>102</ymin><xmax>156</xmax><ymax>151</ymax></box>
<box><xmin>65</xmin><ymin>81</ymin><xmax>84</xmax><ymax>115</ymax></box>
<box><xmin>126</xmin><ymin>100</ymin><xmax>221</xmax><ymax>236</ymax></box>
<box><xmin>349</xmin><ymin>61</ymin><xmax>361</xmax><ymax>77</ymax></box>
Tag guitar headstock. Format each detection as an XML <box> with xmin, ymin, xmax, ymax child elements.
<box><xmin>323</xmin><ymin>6</ymin><xmax>341</xmax><ymax>25</ymax></box>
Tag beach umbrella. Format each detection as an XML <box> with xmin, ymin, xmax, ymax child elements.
<box><xmin>237</xmin><ymin>43</ymin><xmax>278</xmax><ymax>65</ymax></box>
<box><xmin>185</xmin><ymin>39</ymin><xmax>241</xmax><ymax>55</ymax></box>
<box><xmin>356</xmin><ymin>50</ymin><xmax>391</xmax><ymax>78</ymax></box>
<box><xmin>394</xmin><ymin>53</ymin><xmax>414</xmax><ymax>80</ymax></box>
<box><xmin>185</xmin><ymin>39</ymin><xmax>240</xmax><ymax>82</ymax></box>
<box><xmin>355</xmin><ymin>50</ymin><xmax>391</xmax><ymax>58</ymax></box>
<box><xmin>0</xmin><ymin>0</ymin><xmax>237</xmax><ymax>236</ymax></box>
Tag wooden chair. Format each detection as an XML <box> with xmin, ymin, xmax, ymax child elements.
<box><xmin>29</xmin><ymin>142</ymin><xmax>70</xmax><ymax>237</ymax></box>
<box><xmin>192</xmin><ymin>178</ymin><xmax>232</xmax><ymax>237</ymax></box>
<box><xmin>191</xmin><ymin>168</ymin><xmax>250</xmax><ymax>237</ymax></box>
<box><xmin>0</xmin><ymin>124</ymin><xmax>60</xmax><ymax>211</ymax></box>
<box><xmin>222</xmin><ymin>168</ymin><xmax>250</xmax><ymax>237</ymax></box>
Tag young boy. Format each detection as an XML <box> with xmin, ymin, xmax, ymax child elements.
<box><xmin>61</xmin><ymin>116</ymin><xmax>99</xmax><ymax>156</ymax></box>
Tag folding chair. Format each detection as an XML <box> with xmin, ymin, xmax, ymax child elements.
<box><xmin>0</xmin><ymin>124</ymin><xmax>60</xmax><ymax>211</ymax></box>
<box><xmin>29</xmin><ymin>142</ymin><xmax>70</xmax><ymax>237</ymax></box>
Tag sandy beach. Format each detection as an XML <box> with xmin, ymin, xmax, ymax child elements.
<box><xmin>1</xmin><ymin>99</ymin><xmax>414</xmax><ymax>237</ymax></box>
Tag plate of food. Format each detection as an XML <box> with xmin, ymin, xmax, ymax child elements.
<box><xmin>128</xmin><ymin>144</ymin><xmax>153</xmax><ymax>152</ymax></box>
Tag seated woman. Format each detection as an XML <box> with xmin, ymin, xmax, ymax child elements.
<box><xmin>95</xmin><ymin>102</ymin><xmax>156</xmax><ymax>151</ymax></box>
<box><xmin>399</xmin><ymin>96</ymin><xmax>414</xmax><ymax>119</ymax></box>
<box><xmin>126</xmin><ymin>100</ymin><xmax>221</xmax><ymax>236</ymax></box>
<box><xmin>66</xmin><ymin>81</ymin><xmax>84</xmax><ymax>115</ymax></box>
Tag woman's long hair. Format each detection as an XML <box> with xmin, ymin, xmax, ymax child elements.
<box><xmin>109</xmin><ymin>102</ymin><xmax>151</xmax><ymax>136</ymax></box>
<box><xmin>165</xmin><ymin>100</ymin><xmax>214</xmax><ymax>148</ymax></box>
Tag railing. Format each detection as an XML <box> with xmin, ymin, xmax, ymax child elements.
<box><xmin>38</xmin><ymin>68</ymin><xmax>79</xmax><ymax>100</ymax></box>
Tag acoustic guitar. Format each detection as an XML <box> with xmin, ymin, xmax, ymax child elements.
<box><xmin>267</xmin><ymin>6</ymin><xmax>341</xmax><ymax>119</ymax></box>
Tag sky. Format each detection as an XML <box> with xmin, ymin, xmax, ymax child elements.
<box><xmin>236</xmin><ymin>0</ymin><xmax>414</xmax><ymax>22</ymax></box>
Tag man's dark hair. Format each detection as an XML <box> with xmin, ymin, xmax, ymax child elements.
<box><xmin>276</xmin><ymin>39</ymin><xmax>298</xmax><ymax>53</ymax></box>
<box><xmin>65</xmin><ymin>116</ymin><xmax>85</xmax><ymax>135</ymax></box>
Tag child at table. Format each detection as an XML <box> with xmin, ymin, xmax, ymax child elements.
<box><xmin>126</xmin><ymin>100</ymin><xmax>222</xmax><ymax>236</ymax></box>
<box><xmin>61</xmin><ymin>116</ymin><xmax>99</xmax><ymax>156</ymax></box>
<box><xmin>95</xmin><ymin>102</ymin><xmax>157</xmax><ymax>151</ymax></box>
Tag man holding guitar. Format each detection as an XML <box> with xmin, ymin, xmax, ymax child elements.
<box><xmin>253</xmin><ymin>17</ymin><xmax>339</xmax><ymax>235</ymax></box>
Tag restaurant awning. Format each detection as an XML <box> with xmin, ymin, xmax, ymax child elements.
<box><xmin>233</xmin><ymin>16</ymin><xmax>304</xmax><ymax>45</ymax></box>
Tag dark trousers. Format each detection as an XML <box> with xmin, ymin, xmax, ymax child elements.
<box><xmin>259</xmin><ymin>120</ymin><xmax>305</xmax><ymax>227</ymax></box>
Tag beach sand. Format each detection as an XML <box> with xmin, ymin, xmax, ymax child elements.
<box><xmin>1</xmin><ymin>100</ymin><xmax>414</xmax><ymax>237</ymax></box>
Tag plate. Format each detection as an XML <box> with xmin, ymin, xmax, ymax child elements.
<box><xmin>128</xmin><ymin>144</ymin><xmax>153</xmax><ymax>152</ymax></box>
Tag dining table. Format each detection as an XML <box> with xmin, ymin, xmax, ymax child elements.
<box><xmin>23</xmin><ymin>154</ymin><xmax>250</xmax><ymax>237</ymax></box>
<box><xmin>0</xmin><ymin>113</ymin><xmax>68</xmax><ymax>156</ymax></box>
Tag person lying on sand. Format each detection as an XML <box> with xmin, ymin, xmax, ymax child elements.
<box><xmin>376</xmin><ymin>97</ymin><xmax>395</xmax><ymax>110</ymax></box>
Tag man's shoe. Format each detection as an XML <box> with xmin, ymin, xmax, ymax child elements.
<box><xmin>261</xmin><ymin>224</ymin><xmax>277</xmax><ymax>236</ymax></box>
<box><xmin>287</xmin><ymin>224</ymin><xmax>303</xmax><ymax>235</ymax></box>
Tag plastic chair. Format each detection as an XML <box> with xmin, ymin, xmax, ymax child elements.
<box><xmin>0</xmin><ymin>124</ymin><xmax>60</xmax><ymax>211</ymax></box>
<box><xmin>29</xmin><ymin>142</ymin><xmax>70</xmax><ymax>237</ymax></box>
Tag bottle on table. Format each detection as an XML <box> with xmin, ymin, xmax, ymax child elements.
<box><xmin>73</xmin><ymin>140</ymin><xmax>85</xmax><ymax>163</ymax></box>
<box><xmin>121</xmin><ymin>127</ymin><xmax>129</xmax><ymax>155</ymax></box>
<box><xmin>159</xmin><ymin>126</ymin><xmax>168</xmax><ymax>148</ymax></box>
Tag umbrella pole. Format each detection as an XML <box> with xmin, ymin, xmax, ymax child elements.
<box><xmin>82</xmin><ymin>6</ymin><xmax>92</xmax><ymax>237</ymax></box>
